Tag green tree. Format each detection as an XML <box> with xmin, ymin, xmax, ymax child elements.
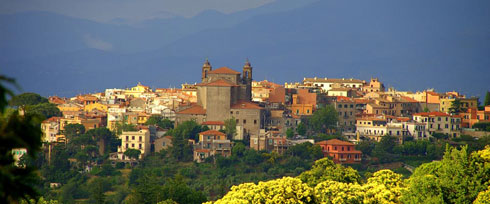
<box><xmin>449</xmin><ymin>99</ymin><xmax>465</xmax><ymax>114</ymax></box>
<box><xmin>286</xmin><ymin>128</ymin><xmax>294</xmax><ymax>138</ymax></box>
<box><xmin>296</xmin><ymin>122</ymin><xmax>307</xmax><ymax>136</ymax></box>
<box><xmin>402</xmin><ymin>145</ymin><xmax>490</xmax><ymax>203</ymax></box>
<box><xmin>25</xmin><ymin>103</ymin><xmax>62</xmax><ymax>119</ymax></box>
<box><xmin>124</xmin><ymin>149</ymin><xmax>141</xmax><ymax>160</ymax></box>
<box><xmin>145</xmin><ymin>115</ymin><xmax>174</xmax><ymax>129</ymax></box>
<box><xmin>299</xmin><ymin>157</ymin><xmax>360</xmax><ymax>187</ymax></box>
<box><xmin>224</xmin><ymin>118</ymin><xmax>237</xmax><ymax>140</ymax></box>
<box><xmin>308</xmin><ymin>105</ymin><xmax>338</xmax><ymax>133</ymax></box>
<box><xmin>484</xmin><ymin>91</ymin><xmax>490</xmax><ymax>107</ymax></box>
<box><xmin>84</xmin><ymin>127</ymin><xmax>114</xmax><ymax>154</ymax></box>
<box><xmin>424</xmin><ymin>106</ymin><xmax>430</xmax><ymax>112</ymax></box>
<box><xmin>9</xmin><ymin>92</ymin><xmax>48</xmax><ymax>107</ymax></box>
<box><xmin>89</xmin><ymin>178</ymin><xmax>106</xmax><ymax>204</ymax></box>
<box><xmin>0</xmin><ymin>76</ymin><xmax>43</xmax><ymax>203</ymax></box>
<box><xmin>161</xmin><ymin>175</ymin><xmax>207</xmax><ymax>204</ymax></box>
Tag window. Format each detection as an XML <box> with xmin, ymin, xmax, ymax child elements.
<box><xmin>342</xmin><ymin>147</ymin><xmax>344</xmax><ymax>151</ymax></box>
<box><xmin>339</xmin><ymin>112</ymin><xmax>342</xmax><ymax>116</ymax></box>
<box><xmin>236</xmin><ymin>119</ymin><xmax>239</xmax><ymax>123</ymax></box>
<box><xmin>162</xmin><ymin>142</ymin><xmax>166</xmax><ymax>146</ymax></box>
<box><xmin>243</xmin><ymin>119</ymin><xmax>246</xmax><ymax>124</ymax></box>
<box><xmin>230</xmin><ymin>111</ymin><xmax>233</xmax><ymax>114</ymax></box>
<box><xmin>296</xmin><ymin>109</ymin><xmax>299</xmax><ymax>114</ymax></box>
<box><xmin>131</xmin><ymin>144</ymin><xmax>135</xmax><ymax>148</ymax></box>
<box><xmin>139</xmin><ymin>144</ymin><xmax>142</xmax><ymax>149</ymax></box>
<box><xmin>139</xmin><ymin>136</ymin><xmax>142</xmax><ymax>141</ymax></box>
<box><xmin>254</xmin><ymin>120</ymin><xmax>257</xmax><ymax>124</ymax></box>
<box><xmin>126</xmin><ymin>136</ymin><xmax>129</xmax><ymax>141</ymax></box>
<box><xmin>334</xmin><ymin>146</ymin><xmax>337</xmax><ymax>150</ymax></box>
<box><xmin>338</xmin><ymin>105</ymin><xmax>342</xmax><ymax>108</ymax></box>
<box><xmin>132</xmin><ymin>136</ymin><xmax>135</xmax><ymax>140</ymax></box>
<box><xmin>236</xmin><ymin>111</ymin><xmax>239</xmax><ymax>114</ymax></box>
<box><xmin>126</xmin><ymin>144</ymin><xmax>128</xmax><ymax>148</ymax></box>
<box><xmin>350</xmin><ymin>104</ymin><xmax>354</xmax><ymax>108</ymax></box>
<box><xmin>307</xmin><ymin>109</ymin><xmax>310</xmax><ymax>114</ymax></box>
<box><xmin>348</xmin><ymin>147</ymin><xmax>351</xmax><ymax>151</ymax></box>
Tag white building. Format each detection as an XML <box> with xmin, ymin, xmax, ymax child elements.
<box><xmin>303</xmin><ymin>77</ymin><xmax>364</xmax><ymax>92</ymax></box>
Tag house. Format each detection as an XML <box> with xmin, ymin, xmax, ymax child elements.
<box><xmin>290</xmin><ymin>89</ymin><xmax>316</xmax><ymax>117</ymax></box>
<box><xmin>316</xmin><ymin>139</ymin><xmax>362</xmax><ymax>164</ymax></box>
<box><xmin>193</xmin><ymin>130</ymin><xmax>232</xmax><ymax>162</ymax></box>
<box><xmin>202</xmin><ymin>121</ymin><xmax>225</xmax><ymax>131</ymax></box>
<box><xmin>115</xmin><ymin>129</ymin><xmax>151</xmax><ymax>160</ymax></box>
<box><xmin>41</xmin><ymin>117</ymin><xmax>62</xmax><ymax>143</ymax></box>
<box><xmin>333</xmin><ymin>96</ymin><xmax>357</xmax><ymax>132</ymax></box>
<box><xmin>413</xmin><ymin>112</ymin><xmax>462</xmax><ymax>138</ymax></box>
<box><xmin>154</xmin><ymin>136</ymin><xmax>173</xmax><ymax>153</ymax></box>
<box><xmin>362</xmin><ymin>78</ymin><xmax>385</xmax><ymax>93</ymax></box>
<box><xmin>459</xmin><ymin>106</ymin><xmax>490</xmax><ymax>128</ymax></box>
<box><xmin>303</xmin><ymin>77</ymin><xmax>364</xmax><ymax>93</ymax></box>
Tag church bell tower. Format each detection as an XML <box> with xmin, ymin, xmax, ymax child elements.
<box><xmin>202</xmin><ymin>58</ymin><xmax>212</xmax><ymax>82</ymax></box>
<box><xmin>242</xmin><ymin>58</ymin><xmax>252</xmax><ymax>83</ymax></box>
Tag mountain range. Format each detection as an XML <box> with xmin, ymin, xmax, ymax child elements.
<box><xmin>1</xmin><ymin>0</ymin><xmax>489</xmax><ymax>98</ymax></box>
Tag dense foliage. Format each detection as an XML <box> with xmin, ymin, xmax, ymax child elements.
<box><xmin>210</xmin><ymin>145</ymin><xmax>490</xmax><ymax>204</ymax></box>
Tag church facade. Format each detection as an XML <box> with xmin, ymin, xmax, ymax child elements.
<box><xmin>175</xmin><ymin>59</ymin><xmax>263</xmax><ymax>140</ymax></box>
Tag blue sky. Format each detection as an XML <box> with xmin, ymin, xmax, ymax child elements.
<box><xmin>0</xmin><ymin>0</ymin><xmax>275</xmax><ymax>22</ymax></box>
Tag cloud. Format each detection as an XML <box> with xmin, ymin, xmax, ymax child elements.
<box><xmin>82</xmin><ymin>34</ymin><xmax>113</xmax><ymax>51</ymax></box>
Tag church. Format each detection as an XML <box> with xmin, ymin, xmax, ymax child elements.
<box><xmin>175</xmin><ymin>59</ymin><xmax>264</xmax><ymax>140</ymax></box>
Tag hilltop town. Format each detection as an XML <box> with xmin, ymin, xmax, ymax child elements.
<box><xmin>7</xmin><ymin>59</ymin><xmax>490</xmax><ymax>203</ymax></box>
<box><xmin>31</xmin><ymin>60</ymin><xmax>489</xmax><ymax>164</ymax></box>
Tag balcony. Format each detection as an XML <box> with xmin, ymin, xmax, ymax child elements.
<box><xmin>354</xmin><ymin>158</ymin><xmax>361</xmax><ymax>161</ymax></box>
<box><xmin>339</xmin><ymin>158</ymin><xmax>347</xmax><ymax>161</ymax></box>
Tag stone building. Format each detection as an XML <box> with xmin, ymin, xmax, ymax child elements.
<box><xmin>176</xmin><ymin>59</ymin><xmax>264</xmax><ymax>140</ymax></box>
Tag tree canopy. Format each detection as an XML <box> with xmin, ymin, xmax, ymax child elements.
<box><xmin>0</xmin><ymin>77</ymin><xmax>43</xmax><ymax>203</ymax></box>
<box><xmin>9</xmin><ymin>92</ymin><xmax>48</xmax><ymax>107</ymax></box>
<box><xmin>307</xmin><ymin>105</ymin><xmax>338</xmax><ymax>134</ymax></box>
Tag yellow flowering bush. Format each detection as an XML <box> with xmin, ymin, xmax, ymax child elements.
<box><xmin>362</xmin><ymin>170</ymin><xmax>406</xmax><ymax>204</ymax></box>
<box><xmin>209</xmin><ymin>177</ymin><xmax>315</xmax><ymax>204</ymax></box>
<box><xmin>314</xmin><ymin>180</ymin><xmax>364</xmax><ymax>204</ymax></box>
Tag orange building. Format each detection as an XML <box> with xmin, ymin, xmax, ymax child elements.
<box><xmin>291</xmin><ymin>89</ymin><xmax>317</xmax><ymax>117</ymax></box>
<box><xmin>316</xmin><ymin>139</ymin><xmax>362</xmax><ymax>164</ymax></box>
<box><xmin>459</xmin><ymin>106</ymin><xmax>490</xmax><ymax>128</ymax></box>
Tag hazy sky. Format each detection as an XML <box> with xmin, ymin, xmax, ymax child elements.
<box><xmin>0</xmin><ymin>0</ymin><xmax>275</xmax><ymax>22</ymax></box>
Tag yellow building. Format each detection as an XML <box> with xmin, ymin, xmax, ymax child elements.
<box><xmin>125</xmin><ymin>82</ymin><xmax>151</xmax><ymax>98</ymax></box>
<box><xmin>117</xmin><ymin>129</ymin><xmax>151</xmax><ymax>160</ymax></box>
<box><xmin>440</xmin><ymin>98</ymin><xmax>478</xmax><ymax>113</ymax></box>
<box><xmin>84</xmin><ymin>102</ymin><xmax>108</xmax><ymax>112</ymax></box>
<box><xmin>413</xmin><ymin>112</ymin><xmax>461</xmax><ymax>138</ymax></box>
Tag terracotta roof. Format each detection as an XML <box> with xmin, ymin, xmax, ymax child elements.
<box><xmin>336</xmin><ymin>96</ymin><xmax>354</xmax><ymax>102</ymax></box>
<box><xmin>316</xmin><ymin>139</ymin><xmax>355</xmax><ymax>146</ymax></box>
<box><xmin>195</xmin><ymin>149</ymin><xmax>210</xmax><ymax>153</ymax></box>
<box><xmin>208</xmin><ymin>67</ymin><xmax>240</xmax><ymax>74</ymax></box>
<box><xmin>199</xmin><ymin>130</ymin><xmax>226</xmax><ymax>136</ymax></box>
<box><xmin>400</xmin><ymin>96</ymin><xmax>419</xmax><ymax>103</ymax></box>
<box><xmin>164</xmin><ymin>136</ymin><xmax>173</xmax><ymax>140</ymax></box>
<box><xmin>202</xmin><ymin>121</ymin><xmax>225</xmax><ymax>125</ymax></box>
<box><xmin>354</xmin><ymin>99</ymin><xmax>370</xmax><ymax>104</ymax></box>
<box><xmin>269</xmin><ymin>87</ymin><xmax>286</xmax><ymax>103</ymax></box>
<box><xmin>413</xmin><ymin>112</ymin><xmax>450</xmax><ymax>117</ymax></box>
<box><xmin>43</xmin><ymin>117</ymin><xmax>62</xmax><ymax>123</ymax></box>
<box><xmin>197</xmin><ymin>79</ymin><xmax>238</xmax><ymax>87</ymax></box>
<box><xmin>231</xmin><ymin>100</ymin><xmax>263</xmax><ymax>109</ymax></box>
<box><xmin>176</xmin><ymin>105</ymin><xmax>206</xmax><ymax>115</ymax></box>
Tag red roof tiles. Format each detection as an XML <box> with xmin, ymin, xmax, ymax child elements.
<box><xmin>176</xmin><ymin>105</ymin><xmax>206</xmax><ymax>115</ymax></box>
<box><xmin>316</xmin><ymin>139</ymin><xmax>356</xmax><ymax>146</ymax></box>
<box><xmin>208</xmin><ymin>67</ymin><xmax>241</xmax><ymax>74</ymax></box>
<box><xmin>413</xmin><ymin>112</ymin><xmax>450</xmax><ymax>117</ymax></box>
<box><xmin>199</xmin><ymin>130</ymin><xmax>226</xmax><ymax>136</ymax></box>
